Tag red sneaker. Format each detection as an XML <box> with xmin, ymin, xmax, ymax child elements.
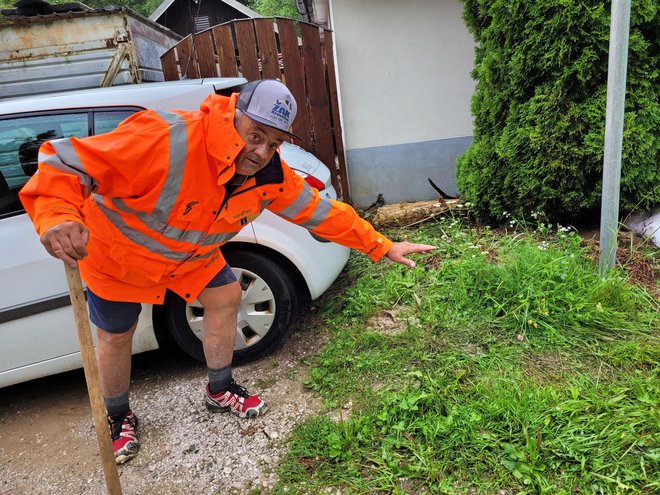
<box><xmin>205</xmin><ymin>380</ymin><xmax>268</xmax><ymax>418</ymax></box>
<box><xmin>109</xmin><ymin>410</ymin><xmax>139</xmax><ymax>464</ymax></box>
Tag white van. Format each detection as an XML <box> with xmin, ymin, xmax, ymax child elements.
<box><xmin>0</xmin><ymin>78</ymin><xmax>349</xmax><ymax>388</ymax></box>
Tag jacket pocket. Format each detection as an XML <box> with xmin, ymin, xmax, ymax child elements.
<box><xmin>88</xmin><ymin>236</ymin><xmax>168</xmax><ymax>288</ymax></box>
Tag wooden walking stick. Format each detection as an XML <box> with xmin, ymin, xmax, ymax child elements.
<box><xmin>64</xmin><ymin>264</ymin><xmax>122</xmax><ymax>495</ymax></box>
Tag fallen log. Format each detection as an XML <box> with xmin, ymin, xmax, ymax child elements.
<box><xmin>372</xmin><ymin>198</ymin><xmax>462</xmax><ymax>228</ymax></box>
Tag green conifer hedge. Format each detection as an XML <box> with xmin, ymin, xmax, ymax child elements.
<box><xmin>456</xmin><ymin>0</ymin><xmax>658</xmax><ymax>223</ymax></box>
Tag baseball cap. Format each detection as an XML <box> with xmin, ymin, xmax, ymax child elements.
<box><xmin>236</xmin><ymin>79</ymin><xmax>299</xmax><ymax>139</ymax></box>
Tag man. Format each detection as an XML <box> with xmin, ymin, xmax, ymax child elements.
<box><xmin>20</xmin><ymin>79</ymin><xmax>435</xmax><ymax>464</ymax></box>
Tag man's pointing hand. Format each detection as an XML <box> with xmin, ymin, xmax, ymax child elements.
<box><xmin>385</xmin><ymin>241</ymin><xmax>437</xmax><ymax>268</ymax></box>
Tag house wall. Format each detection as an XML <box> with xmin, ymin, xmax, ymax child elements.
<box><xmin>328</xmin><ymin>0</ymin><xmax>475</xmax><ymax>207</ymax></box>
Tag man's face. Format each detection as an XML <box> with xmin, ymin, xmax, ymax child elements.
<box><xmin>234</xmin><ymin>112</ymin><xmax>287</xmax><ymax>176</ymax></box>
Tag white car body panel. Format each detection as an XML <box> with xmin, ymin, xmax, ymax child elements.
<box><xmin>0</xmin><ymin>79</ymin><xmax>350</xmax><ymax>388</ymax></box>
<box><xmin>0</xmin><ymin>78</ymin><xmax>248</xmax><ymax>115</ymax></box>
<box><xmin>252</xmin><ymin>210</ymin><xmax>349</xmax><ymax>300</ymax></box>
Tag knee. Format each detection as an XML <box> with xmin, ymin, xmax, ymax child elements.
<box><xmin>200</xmin><ymin>282</ymin><xmax>242</xmax><ymax>313</ymax></box>
<box><xmin>227</xmin><ymin>282</ymin><xmax>243</xmax><ymax>306</ymax></box>
<box><xmin>97</xmin><ymin>326</ymin><xmax>135</xmax><ymax>347</ymax></box>
<box><xmin>219</xmin><ymin>282</ymin><xmax>242</xmax><ymax>311</ymax></box>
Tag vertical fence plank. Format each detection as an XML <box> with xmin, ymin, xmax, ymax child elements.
<box><xmin>321</xmin><ymin>29</ymin><xmax>350</xmax><ymax>202</ymax></box>
<box><xmin>213</xmin><ymin>24</ymin><xmax>239</xmax><ymax>77</ymax></box>
<box><xmin>160</xmin><ymin>47</ymin><xmax>179</xmax><ymax>80</ymax></box>
<box><xmin>254</xmin><ymin>18</ymin><xmax>280</xmax><ymax>80</ymax></box>
<box><xmin>300</xmin><ymin>23</ymin><xmax>335</xmax><ymax>174</ymax></box>
<box><xmin>194</xmin><ymin>30</ymin><xmax>217</xmax><ymax>77</ymax></box>
<box><xmin>234</xmin><ymin>20</ymin><xmax>260</xmax><ymax>81</ymax></box>
<box><xmin>278</xmin><ymin>19</ymin><xmax>312</xmax><ymax>151</ymax></box>
<box><xmin>177</xmin><ymin>35</ymin><xmax>200</xmax><ymax>79</ymax></box>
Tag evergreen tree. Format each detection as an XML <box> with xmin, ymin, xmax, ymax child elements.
<box><xmin>457</xmin><ymin>0</ymin><xmax>658</xmax><ymax>224</ymax></box>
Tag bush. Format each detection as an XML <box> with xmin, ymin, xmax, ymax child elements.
<box><xmin>456</xmin><ymin>0</ymin><xmax>659</xmax><ymax>224</ymax></box>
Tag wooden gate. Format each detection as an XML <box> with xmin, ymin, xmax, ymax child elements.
<box><xmin>160</xmin><ymin>18</ymin><xmax>350</xmax><ymax>202</ymax></box>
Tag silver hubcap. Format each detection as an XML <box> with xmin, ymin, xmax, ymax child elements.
<box><xmin>185</xmin><ymin>267</ymin><xmax>276</xmax><ymax>351</ymax></box>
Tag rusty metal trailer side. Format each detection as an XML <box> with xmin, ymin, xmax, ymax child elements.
<box><xmin>0</xmin><ymin>8</ymin><xmax>181</xmax><ymax>100</ymax></box>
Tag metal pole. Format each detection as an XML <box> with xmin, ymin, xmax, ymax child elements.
<box><xmin>599</xmin><ymin>0</ymin><xmax>631</xmax><ymax>276</ymax></box>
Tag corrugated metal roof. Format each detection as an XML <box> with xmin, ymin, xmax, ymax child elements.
<box><xmin>0</xmin><ymin>6</ymin><xmax>180</xmax><ymax>39</ymax></box>
<box><xmin>0</xmin><ymin>5</ymin><xmax>115</xmax><ymax>23</ymax></box>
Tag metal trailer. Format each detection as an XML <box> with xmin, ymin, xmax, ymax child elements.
<box><xmin>0</xmin><ymin>7</ymin><xmax>181</xmax><ymax>100</ymax></box>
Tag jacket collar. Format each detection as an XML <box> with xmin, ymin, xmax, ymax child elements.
<box><xmin>233</xmin><ymin>152</ymin><xmax>285</xmax><ymax>191</ymax></box>
<box><xmin>255</xmin><ymin>151</ymin><xmax>285</xmax><ymax>184</ymax></box>
<box><xmin>201</xmin><ymin>93</ymin><xmax>245</xmax><ymax>185</ymax></box>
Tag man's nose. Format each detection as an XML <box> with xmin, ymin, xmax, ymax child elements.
<box><xmin>254</xmin><ymin>143</ymin><xmax>269</xmax><ymax>160</ymax></box>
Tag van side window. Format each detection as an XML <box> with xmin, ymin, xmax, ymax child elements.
<box><xmin>93</xmin><ymin>110</ymin><xmax>137</xmax><ymax>135</ymax></box>
<box><xmin>0</xmin><ymin>113</ymin><xmax>88</xmax><ymax>217</ymax></box>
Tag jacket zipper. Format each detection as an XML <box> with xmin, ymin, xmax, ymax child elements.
<box><xmin>216</xmin><ymin>183</ymin><xmax>265</xmax><ymax>218</ymax></box>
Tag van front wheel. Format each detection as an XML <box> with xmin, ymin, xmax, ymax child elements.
<box><xmin>160</xmin><ymin>251</ymin><xmax>300</xmax><ymax>365</ymax></box>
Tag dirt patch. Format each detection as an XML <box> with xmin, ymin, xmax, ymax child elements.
<box><xmin>520</xmin><ymin>352</ymin><xmax>573</xmax><ymax>384</ymax></box>
<box><xmin>615</xmin><ymin>245</ymin><xmax>659</xmax><ymax>297</ymax></box>
<box><xmin>366</xmin><ymin>306</ymin><xmax>420</xmax><ymax>336</ymax></box>
<box><xmin>581</xmin><ymin>230</ymin><xmax>659</xmax><ymax>299</ymax></box>
<box><xmin>458</xmin><ymin>342</ymin><xmax>489</xmax><ymax>358</ymax></box>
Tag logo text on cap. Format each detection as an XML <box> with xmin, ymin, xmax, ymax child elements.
<box><xmin>271</xmin><ymin>99</ymin><xmax>292</xmax><ymax>124</ymax></box>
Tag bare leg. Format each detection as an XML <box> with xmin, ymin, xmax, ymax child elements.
<box><xmin>197</xmin><ymin>281</ymin><xmax>242</xmax><ymax>369</ymax></box>
<box><xmin>95</xmin><ymin>322</ymin><xmax>137</xmax><ymax>397</ymax></box>
<box><xmin>199</xmin><ymin>281</ymin><xmax>267</xmax><ymax>417</ymax></box>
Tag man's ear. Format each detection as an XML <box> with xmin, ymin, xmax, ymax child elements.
<box><xmin>233</xmin><ymin>108</ymin><xmax>244</xmax><ymax>129</ymax></box>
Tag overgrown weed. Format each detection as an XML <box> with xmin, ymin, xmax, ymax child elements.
<box><xmin>275</xmin><ymin>215</ymin><xmax>659</xmax><ymax>495</ymax></box>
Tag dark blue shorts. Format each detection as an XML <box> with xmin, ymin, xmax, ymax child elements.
<box><xmin>87</xmin><ymin>263</ymin><xmax>238</xmax><ymax>334</ymax></box>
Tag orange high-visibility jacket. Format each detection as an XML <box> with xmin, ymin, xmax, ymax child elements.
<box><xmin>20</xmin><ymin>93</ymin><xmax>393</xmax><ymax>304</ymax></box>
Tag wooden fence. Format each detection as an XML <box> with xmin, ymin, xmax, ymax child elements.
<box><xmin>160</xmin><ymin>18</ymin><xmax>350</xmax><ymax>202</ymax></box>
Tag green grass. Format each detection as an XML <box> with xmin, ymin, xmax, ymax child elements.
<box><xmin>274</xmin><ymin>217</ymin><xmax>659</xmax><ymax>495</ymax></box>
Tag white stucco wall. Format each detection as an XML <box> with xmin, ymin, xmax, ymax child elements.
<box><xmin>328</xmin><ymin>0</ymin><xmax>477</xmax><ymax>206</ymax></box>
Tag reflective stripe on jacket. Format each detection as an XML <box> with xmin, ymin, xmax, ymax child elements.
<box><xmin>19</xmin><ymin>93</ymin><xmax>393</xmax><ymax>304</ymax></box>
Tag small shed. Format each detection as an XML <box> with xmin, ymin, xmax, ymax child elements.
<box><xmin>150</xmin><ymin>0</ymin><xmax>261</xmax><ymax>37</ymax></box>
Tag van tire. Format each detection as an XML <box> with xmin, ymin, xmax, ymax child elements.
<box><xmin>161</xmin><ymin>250</ymin><xmax>300</xmax><ymax>365</ymax></box>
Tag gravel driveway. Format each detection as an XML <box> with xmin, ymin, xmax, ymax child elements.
<box><xmin>1</xmin><ymin>308</ymin><xmax>329</xmax><ymax>495</ymax></box>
